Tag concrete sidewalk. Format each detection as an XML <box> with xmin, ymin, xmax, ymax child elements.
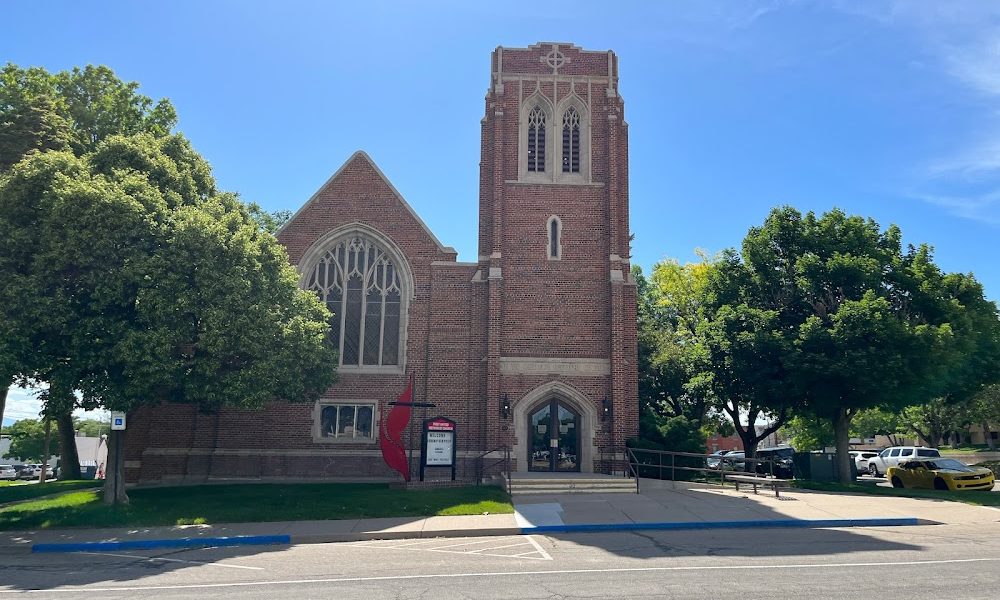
<box><xmin>3</xmin><ymin>481</ymin><xmax>997</xmax><ymax>554</ymax></box>
<box><xmin>513</xmin><ymin>480</ymin><xmax>1000</xmax><ymax>529</ymax></box>
<box><xmin>0</xmin><ymin>513</ymin><xmax>522</xmax><ymax>554</ymax></box>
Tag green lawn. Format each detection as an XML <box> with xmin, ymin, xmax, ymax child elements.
<box><xmin>0</xmin><ymin>480</ymin><xmax>102</xmax><ymax>505</ymax></box>
<box><xmin>0</xmin><ymin>482</ymin><xmax>513</xmax><ymax>531</ymax></box>
<box><xmin>796</xmin><ymin>480</ymin><xmax>1000</xmax><ymax>508</ymax></box>
<box><xmin>939</xmin><ymin>445</ymin><xmax>993</xmax><ymax>454</ymax></box>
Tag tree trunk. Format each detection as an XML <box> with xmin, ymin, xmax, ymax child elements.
<box><xmin>39</xmin><ymin>418</ymin><xmax>52</xmax><ymax>483</ymax></box>
<box><xmin>743</xmin><ymin>437</ymin><xmax>762</xmax><ymax>473</ymax></box>
<box><xmin>55</xmin><ymin>412</ymin><xmax>82</xmax><ymax>480</ymax></box>
<box><xmin>726</xmin><ymin>405</ymin><xmax>759</xmax><ymax>473</ymax></box>
<box><xmin>0</xmin><ymin>385</ymin><xmax>8</xmax><ymax>432</ymax></box>
<box><xmin>732</xmin><ymin>423</ymin><xmax>761</xmax><ymax>473</ymax></box>
<box><xmin>102</xmin><ymin>429</ymin><xmax>129</xmax><ymax>505</ymax></box>
<box><xmin>984</xmin><ymin>422</ymin><xmax>996</xmax><ymax>452</ymax></box>
<box><xmin>833</xmin><ymin>407</ymin><xmax>853</xmax><ymax>484</ymax></box>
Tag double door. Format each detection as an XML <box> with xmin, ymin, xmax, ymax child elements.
<box><xmin>528</xmin><ymin>400</ymin><xmax>580</xmax><ymax>472</ymax></box>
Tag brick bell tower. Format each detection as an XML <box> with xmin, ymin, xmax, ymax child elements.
<box><xmin>478</xmin><ymin>43</ymin><xmax>638</xmax><ymax>473</ymax></box>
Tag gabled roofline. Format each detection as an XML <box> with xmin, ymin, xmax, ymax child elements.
<box><xmin>276</xmin><ymin>150</ymin><xmax>449</xmax><ymax>252</ymax></box>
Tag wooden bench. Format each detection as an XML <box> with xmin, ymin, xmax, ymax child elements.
<box><xmin>724</xmin><ymin>473</ymin><xmax>792</xmax><ymax>498</ymax></box>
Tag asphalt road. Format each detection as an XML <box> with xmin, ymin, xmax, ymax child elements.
<box><xmin>4</xmin><ymin>519</ymin><xmax>1000</xmax><ymax>599</ymax></box>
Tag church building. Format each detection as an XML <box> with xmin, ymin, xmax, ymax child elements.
<box><xmin>124</xmin><ymin>43</ymin><xmax>639</xmax><ymax>483</ymax></box>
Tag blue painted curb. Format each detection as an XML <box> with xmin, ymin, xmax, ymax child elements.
<box><xmin>31</xmin><ymin>534</ymin><xmax>291</xmax><ymax>553</ymax></box>
<box><xmin>521</xmin><ymin>517</ymin><xmax>921</xmax><ymax>534</ymax></box>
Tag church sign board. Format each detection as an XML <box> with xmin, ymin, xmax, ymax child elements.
<box><xmin>420</xmin><ymin>417</ymin><xmax>456</xmax><ymax>481</ymax></box>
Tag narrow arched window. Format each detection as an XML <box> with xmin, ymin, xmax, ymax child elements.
<box><xmin>307</xmin><ymin>236</ymin><xmax>403</xmax><ymax>367</ymax></box>
<box><xmin>562</xmin><ymin>107</ymin><xmax>580</xmax><ymax>173</ymax></box>
<box><xmin>548</xmin><ymin>216</ymin><xmax>561</xmax><ymax>260</ymax></box>
<box><xmin>527</xmin><ymin>106</ymin><xmax>546</xmax><ymax>172</ymax></box>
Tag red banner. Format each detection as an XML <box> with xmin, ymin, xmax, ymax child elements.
<box><xmin>379</xmin><ymin>374</ymin><xmax>413</xmax><ymax>481</ymax></box>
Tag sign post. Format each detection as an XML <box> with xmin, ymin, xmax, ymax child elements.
<box><xmin>420</xmin><ymin>417</ymin><xmax>456</xmax><ymax>482</ymax></box>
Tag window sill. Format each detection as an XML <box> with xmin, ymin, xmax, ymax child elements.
<box><xmin>312</xmin><ymin>436</ymin><xmax>378</xmax><ymax>445</ymax></box>
<box><xmin>506</xmin><ymin>179</ymin><xmax>603</xmax><ymax>187</ymax></box>
<box><xmin>337</xmin><ymin>365</ymin><xmax>405</xmax><ymax>375</ymax></box>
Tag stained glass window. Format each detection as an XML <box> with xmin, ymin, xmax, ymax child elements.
<box><xmin>307</xmin><ymin>236</ymin><xmax>404</xmax><ymax>367</ymax></box>
<box><xmin>527</xmin><ymin>106</ymin><xmax>546</xmax><ymax>172</ymax></box>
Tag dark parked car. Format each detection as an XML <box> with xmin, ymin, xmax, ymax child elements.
<box><xmin>706</xmin><ymin>450</ymin><xmax>731</xmax><ymax>469</ymax></box>
<box><xmin>755</xmin><ymin>446</ymin><xmax>795</xmax><ymax>478</ymax></box>
<box><xmin>721</xmin><ymin>451</ymin><xmax>746</xmax><ymax>471</ymax></box>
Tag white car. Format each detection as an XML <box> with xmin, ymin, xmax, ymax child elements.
<box><xmin>867</xmin><ymin>446</ymin><xmax>941</xmax><ymax>477</ymax></box>
<box><xmin>850</xmin><ymin>451</ymin><xmax>879</xmax><ymax>475</ymax></box>
<box><xmin>0</xmin><ymin>464</ymin><xmax>18</xmax><ymax>480</ymax></box>
<box><xmin>18</xmin><ymin>464</ymin><xmax>55</xmax><ymax>481</ymax></box>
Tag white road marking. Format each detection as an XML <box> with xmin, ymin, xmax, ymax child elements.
<box><xmin>466</xmin><ymin>542</ymin><xmax>531</xmax><ymax>553</ymax></box>
<box><xmin>411</xmin><ymin>538</ymin><xmax>505</xmax><ymax>550</ymax></box>
<box><xmin>79</xmin><ymin>551</ymin><xmax>264</xmax><ymax>571</ymax></box>
<box><xmin>525</xmin><ymin>535</ymin><xmax>553</xmax><ymax>561</ymax></box>
<box><xmin>351</xmin><ymin>539</ymin><xmax>454</xmax><ymax>549</ymax></box>
<box><xmin>349</xmin><ymin>535</ymin><xmax>550</xmax><ymax>560</ymax></box>
<box><xmin>7</xmin><ymin>556</ymin><xmax>1000</xmax><ymax>593</ymax></box>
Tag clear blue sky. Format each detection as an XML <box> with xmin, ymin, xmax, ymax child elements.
<box><xmin>3</xmin><ymin>1</ymin><xmax>999</xmax><ymax>423</ymax></box>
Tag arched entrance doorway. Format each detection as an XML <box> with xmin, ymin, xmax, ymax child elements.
<box><xmin>513</xmin><ymin>381</ymin><xmax>596</xmax><ymax>474</ymax></box>
<box><xmin>528</xmin><ymin>399</ymin><xmax>581</xmax><ymax>472</ymax></box>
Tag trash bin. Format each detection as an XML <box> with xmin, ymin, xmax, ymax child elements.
<box><xmin>793</xmin><ymin>452</ymin><xmax>856</xmax><ymax>481</ymax></box>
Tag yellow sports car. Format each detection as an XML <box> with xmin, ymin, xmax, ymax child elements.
<box><xmin>887</xmin><ymin>458</ymin><xmax>995</xmax><ymax>491</ymax></box>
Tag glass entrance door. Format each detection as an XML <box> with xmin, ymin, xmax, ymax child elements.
<box><xmin>528</xmin><ymin>400</ymin><xmax>580</xmax><ymax>472</ymax></box>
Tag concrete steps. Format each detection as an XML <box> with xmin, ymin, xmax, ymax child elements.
<box><xmin>507</xmin><ymin>475</ymin><xmax>637</xmax><ymax>495</ymax></box>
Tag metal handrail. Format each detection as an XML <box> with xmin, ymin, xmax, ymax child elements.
<box><xmin>624</xmin><ymin>446</ymin><xmax>788</xmax><ymax>493</ymax></box>
<box><xmin>474</xmin><ymin>446</ymin><xmax>512</xmax><ymax>495</ymax></box>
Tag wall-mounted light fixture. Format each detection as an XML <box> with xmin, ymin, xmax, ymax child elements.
<box><xmin>500</xmin><ymin>394</ymin><xmax>511</xmax><ymax>419</ymax></box>
<box><xmin>602</xmin><ymin>397</ymin><xmax>612</xmax><ymax>421</ymax></box>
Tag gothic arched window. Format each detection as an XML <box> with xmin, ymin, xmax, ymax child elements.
<box><xmin>527</xmin><ymin>106</ymin><xmax>546</xmax><ymax>173</ymax></box>
<box><xmin>562</xmin><ymin>107</ymin><xmax>581</xmax><ymax>173</ymax></box>
<box><xmin>307</xmin><ymin>236</ymin><xmax>403</xmax><ymax>367</ymax></box>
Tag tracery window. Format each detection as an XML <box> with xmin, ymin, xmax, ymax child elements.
<box><xmin>562</xmin><ymin>107</ymin><xmax>581</xmax><ymax>173</ymax></box>
<box><xmin>307</xmin><ymin>236</ymin><xmax>403</xmax><ymax>367</ymax></box>
<box><xmin>527</xmin><ymin>106</ymin><xmax>546</xmax><ymax>172</ymax></box>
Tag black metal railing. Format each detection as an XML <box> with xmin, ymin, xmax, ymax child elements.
<box><xmin>474</xmin><ymin>446</ymin><xmax>512</xmax><ymax>495</ymax></box>
<box><xmin>624</xmin><ymin>447</ymin><xmax>788</xmax><ymax>493</ymax></box>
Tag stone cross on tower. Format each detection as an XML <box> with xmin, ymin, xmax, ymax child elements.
<box><xmin>542</xmin><ymin>46</ymin><xmax>568</xmax><ymax>74</ymax></box>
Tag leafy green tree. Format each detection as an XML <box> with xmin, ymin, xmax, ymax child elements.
<box><xmin>901</xmin><ymin>399</ymin><xmax>957</xmax><ymax>447</ymax></box>
<box><xmin>0</xmin><ymin>94</ymin><xmax>72</xmax><ymax>170</ymax></box>
<box><xmin>851</xmin><ymin>408</ymin><xmax>905</xmax><ymax>446</ymax></box>
<box><xmin>73</xmin><ymin>418</ymin><xmax>108</xmax><ymax>438</ymax></box>
<box><xmin>627</xmin><ymin>412</ymin><xmax>707</xmax><ymax>480</ymax></box>
<box><xmin>781</xmin><ymin>415</ymin><xmax>834</xmax><ymax>451</ymax></box>
<box><xmin>247</xmin><ymin>204</ymin><xmax>293</xmax><ymax>234</ymax></box>
<box><xmin>0</xmin><ymin>63</ymin><xmax>179</xmax><ymax>476</ymax></box>
<box><xmin>2</xmin><ymin>419</ymin><xmax>59</xmax><ymax>462</ymax></box>
<box><xmin>635</xmin><ymin>256</ymin><xmax>716</xmax><ymax>426</ymax></box>
<box><xmin>0</xmin><ymin>63</ymin><xmax>176</xmax><ymax>157</ymax></box>
<box><xmin>0</xmin><ymin>136</ymin><xmax>337</xmax><ymax>503</ymax></box>
<box><xmin>968</xmin><ymin>385</ymin><xmax>1000</xmax><ymax>451</ymax></box>
<box><xmin>0</xmin><ymin>134</ymin><xmax>212</xmax><ymax>480</ymax></box>
<box><xmin>710</xmin><ymin>207</ymin><xmax>998</xmax><ymax>483</ymax></box>
<box><xmin>702</xmin><ymin>410</ymin><xmax>735</xmax><ymax>439</ymax></box>
<box><xmin>699</xmin><ymin>300</ymin><xmax>793</xmax><ymax>461</ymax></box>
